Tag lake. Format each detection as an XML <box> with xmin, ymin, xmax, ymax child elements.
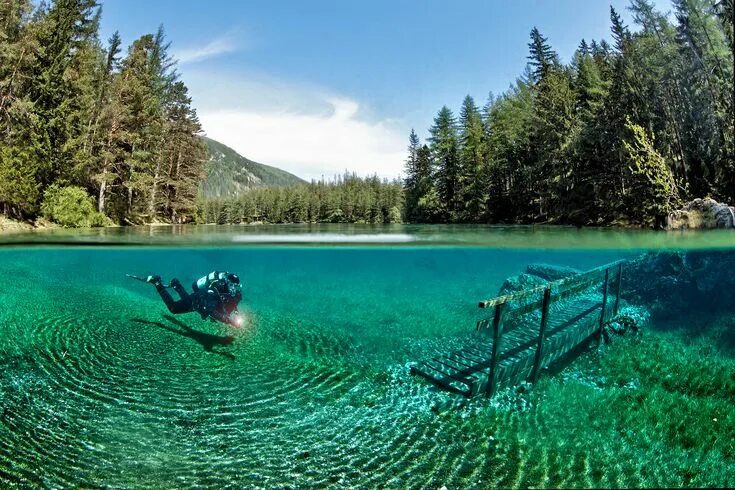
<box><xmin>1</xmin><ymin>225</ymin><xmax>734</xmax><ymax>488</ymax></box>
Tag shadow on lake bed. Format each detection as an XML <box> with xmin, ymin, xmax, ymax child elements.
<box><xmin>132</xmin><ymin>314</ymin><xmax>235</xmax><ymax>360</ymax></box>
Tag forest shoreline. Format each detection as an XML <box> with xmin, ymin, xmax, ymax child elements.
<box><xmin>0</xmin><ymin>210</ymin><xmax>726</xmax><ymax>233</ymax></box>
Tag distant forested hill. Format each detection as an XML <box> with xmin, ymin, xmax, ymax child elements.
<box><xmin>200</xmin><ymin>137</ymin><xmax>305</xmax><ymax>198</ymax></box>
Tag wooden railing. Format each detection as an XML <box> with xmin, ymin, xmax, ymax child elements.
<box><xmin>476</xmin><ymin>260</ymin><xmax>625</xmax><ymax>396</ymax></box>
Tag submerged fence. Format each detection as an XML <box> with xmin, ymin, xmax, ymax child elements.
<box><xmin>412</xmin><ymin>260</ymin><xmax>626</xmax><ymax>397</ymax></box>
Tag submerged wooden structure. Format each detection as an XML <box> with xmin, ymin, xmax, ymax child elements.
<box><xmin>411</xmin><ymin>260</ymin><xmax>625</xmax><ymax>397</ymax></box>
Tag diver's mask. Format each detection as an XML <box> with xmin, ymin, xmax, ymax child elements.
<box><xmin>226</xmin><ymin>273</ymin><xmax>242</xmax><ymax>297</ymax></box>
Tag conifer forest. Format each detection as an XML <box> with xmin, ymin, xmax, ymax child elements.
<box><xmin>0</xmin><ymin>0</ymin><xmax>205</xmax><ymax>225</ymax></box>
<box><xmin>1</xmin><ymin>0</ymin><xmax>733</xmax><ymax>227</ymax></box>
<box><xmin>403</xmin><ymin>1</ymin><xmax>734</xmax><ymax>226</ymax></box>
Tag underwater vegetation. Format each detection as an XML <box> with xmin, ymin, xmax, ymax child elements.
<box><xmin>0</xmin><ymin>246</ymin><xmax>733</xmax><ymax>488</ymax></box>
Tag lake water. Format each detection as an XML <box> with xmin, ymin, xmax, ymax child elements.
<box><xmin>1</xmin><ymin>225</ymin><xmax>733</xmax><ymax>488</ymax></box>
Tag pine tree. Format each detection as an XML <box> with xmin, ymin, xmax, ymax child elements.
<box><xmin>30</xmin><ymin>0</ymin><xmax>101</xmax><ymax>188</ymax></box>
<box><xmin>610</xmin><ymin>6</ymin><xmax>631</xmax><ymax>53</ymax></box>
<box><xmin>675</xmin><ymin>0</ymin><xmax>735</xmax><ymax>201</ymax></box>
<box><xmin>116</xmin><ymin>34</ymin><xmax>164</xmax><ymax>222</ymax></box>
<box><xmin>147</xmin><ymin>25</ymin><xmax>178</xmax><ymax>221</ymax></box>
<box><xmin>458</xmin><ymin>95</ymin><xmax>487</xmax><ymax>221</ymax></box>
<box><xmin>403</xmin><ymin>129</ymin><xmax>422</xmax><ymax>221</ymax></box>
<box><xmin>527</xmin><ymin>27</ymin><xmax>558</xmax><ymax>83</ymax></box>
<box><xmin>414</xmin><ymin>144</ymin><xmax>440</xmax><ymax>222</ymax></box>
<box><xmin>484</xmin><ymin>79</ymin><xmax>535</xmax><ymax>222</ymax></box>
<box><xmin>428</xmin><ymin>106</ymin><xmax>460</xmax><ymax>221</ymax></box>
<box><xmin>159</xmin><ymin>82</ymin><xmax>205</xmax><ymax>223</ymax></box>
<box><xmin>0</xmin><ymin>0</ymin><xmax>43</xmax><ymax>216</ymax></box>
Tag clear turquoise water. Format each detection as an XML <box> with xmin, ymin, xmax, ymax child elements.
<box><xmin>1</xmin><ymin>226</ymin><xmax>733</xmax><ymax>488</ymax></box>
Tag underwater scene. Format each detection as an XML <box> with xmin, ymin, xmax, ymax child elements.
<box><xmin>1</xmin><ymin>226</ymin><xmax>734</xmax><ymax>488</ymax></box>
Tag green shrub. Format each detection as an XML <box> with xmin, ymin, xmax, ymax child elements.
<box><xmin>623</xmin><ymin>118</ymin><xmax>680</xmax><ymax>225</ymax></box>
<box><xmin>40</xmin><ymin>185</ymin><xmax>110</xmax><ymax>228</ymax></box>
<box><xmin>387</xmin><ymin>206</ymin><xmax>402</xmax><ymax>223</ymax></box>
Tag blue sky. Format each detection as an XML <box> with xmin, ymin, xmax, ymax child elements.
<box><xmin>99</xmin><ymin>0</ymin><xmax>673</xmax><ymax>180</ymax></box>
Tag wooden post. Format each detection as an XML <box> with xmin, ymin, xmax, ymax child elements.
<box><xmin>613</xmin><ymin>263</ymin><xmax>623</xmax><ymax>316</ymax></box>
<box><xmin>486</xmin><ymin>302</ymin><xmax>506</xmax><ymax>397</ymax></box>
<box><xmin>598</xmin><ymin>268</ymin><xmax>610</xmax><ymax>340</ymax></box>
<box><xmin>531</xmin><ymin>287</ymin><xmax>552</xmax><ymax>383</ymax></box>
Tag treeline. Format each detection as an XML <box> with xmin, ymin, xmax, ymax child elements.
<box><xmin>197</xmin><ymin>173</ymin><xmax>404</xmax><ymax>224</ymax></box>
<box><xmin>0</xmin><ymin>0</ymin><xmax>205</xmax><ymax>226</ymax></box>
<box><xmin>405</xmin><ymin>0</ymin><xmax>734</xmax><ymax>226</ymax></box>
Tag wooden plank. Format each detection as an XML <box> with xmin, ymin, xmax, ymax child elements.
<box><xmin>456</xmin><ymin>349</ymin><xmax>489</xmax><ymax>364</ymax></box>
<box><xmin>411</xmin><ymin>364</ymin><xmax>470</xmax><ymax>395</ymax></box>
<box><xmin>551</xmin><ymin>275</ymin><xmax>599</xmax><ymax>303</ymax></box>
<box><xmin>420</xmin><ymin>361</ymin><xmax>474</xmax><ymax>387</ymax></box>
<box><xmin>486</xmin><ymin>302</ymin><xmax>506</xmax><ymax>396</ymax></box>
<box><xmin>445</xmin><ymin>353</ymin><xmax>479</xmax><ymax>370</ymax></box>
<box><xmin>613</xmin><ymin>263</ymin><xmax>623</xmax><ymax>316</ymax></box>
<box><xmin>435</xmin><ymin>356</ymin><xmax>487</xmax><ymax>379</ymax></box>
<box><xmin>531</xmin><ymin>287</ymin><xmax>551</xmax><ymax>383</ymax></box>
<box><xmin>459</xmin><ymin>347</ymin><xmax>487</xmax><ymax>359</ymax></box>
<box><xmin>433</xmin><ymin>357</ymin><xmax>469</xmax><ymax>374</ymax></box>
<box><xmin>598</xmin><ymin>268</ymin><xmax>609</xmax><ymax>339</ymax></box>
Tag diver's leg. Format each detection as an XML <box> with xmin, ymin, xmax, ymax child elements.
<box><xmin>154</xmin><ymin>280</ymin><xmax>192</xmax><ymax>314</ymax></box>
<box><xmin>170</xmin><ymin>279</ymin><xmax>190</xmax><ymax>300</ymax></box>
<box><xmin>170</xmin><ymin>279</ymin><xmax>194</xmax><ymax>311</ymax></box>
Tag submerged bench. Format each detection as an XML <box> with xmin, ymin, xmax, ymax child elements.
<box><xmin>411</xmin><ymin>260</ymin><xmax>625</xmax><ymax>397</ymax></box>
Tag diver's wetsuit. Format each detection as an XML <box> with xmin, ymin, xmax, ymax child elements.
<box><xmin>153</xmin><ymin>272</ymin><xmax>242</xmax><ymax>326</ymax></box>
<box><xmin>155</xmin><ymin>279</ymin><xmax>194</xmax><ymax>314</ymax></box>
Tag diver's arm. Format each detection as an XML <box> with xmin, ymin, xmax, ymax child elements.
<box><xmin>209</xmin><ymin>308</ymin><xmax>240</xmax><ymax>327</ymax></box>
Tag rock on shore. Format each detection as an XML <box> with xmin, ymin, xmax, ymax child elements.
<box><xmin>667</xmin><ymin>198</ymin><xmax>735</xmax><ymax>230</ymax></box>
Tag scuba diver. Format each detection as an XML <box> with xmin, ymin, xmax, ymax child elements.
<box><xmin>129</xmin><ymin>271</ymin><xmax>244</xmax><ymax>327</ymax></box>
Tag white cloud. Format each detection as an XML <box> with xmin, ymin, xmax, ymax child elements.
<box><xmin>192</xmin><ymin>75</ymin><xmax>408</xmax><ymax>181</ymax></box>
<box><xmin>175</xmin><ymin>37</ymin><xmax>237</xmax><ymax>64</ymax></box>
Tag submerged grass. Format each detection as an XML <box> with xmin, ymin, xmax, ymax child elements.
<box><xmin>453</xmin><ymin>321</ymin><xmax>735</xmax><ymax>488</ymax></box>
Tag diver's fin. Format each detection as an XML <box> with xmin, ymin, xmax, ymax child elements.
<box><xmin>126</xmin><ymin>274</ymin><xmax>149</xmax><ymax>283</ymax></box>
<box><xmin>126</xmin><ymin>274</ymin><xmax>172</xmax><ymax>287</ymax></box>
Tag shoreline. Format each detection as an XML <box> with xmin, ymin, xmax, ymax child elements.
<box><xmin>2</xmin><ymin>214</ymin><xmax>733</xmax><ymax>234</ymax></box>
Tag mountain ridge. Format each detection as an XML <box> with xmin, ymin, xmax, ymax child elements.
<box><xmin>200</xmin><ymin>137</ymin><xmax>305</xmax><ymax>198</ymax></box>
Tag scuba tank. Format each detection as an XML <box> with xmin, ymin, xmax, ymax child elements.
<box><xmin>192</xmin><ymin>271</ymin><xmax>242</xmax><ymax>307</ymax></box>
<box><xmin>192</xmin><ymin>271</ymin><xmax>226</xmax><ymax>292</ymax></box>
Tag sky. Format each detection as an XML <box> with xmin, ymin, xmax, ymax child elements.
<box><xmin>99</xmin><ymin>0</ymin><xmax>674</xmax><ymax>181</ymax></box>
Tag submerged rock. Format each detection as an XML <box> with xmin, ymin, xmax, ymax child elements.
<box><xmin>498</xmin><ymin>272</ymin><xmax>547</xmax><ymax>295</ymax></box>
<box><xmin>667</xmin><ymin>198</ymin><xmax>735</xmax><ymax>230</ymax></box>
<box><xmin>525</xmin><ymin>263</ymin><xmax>581</xmax><ymax>281</ymax></box>
<box><xmin>623</xmin><ymin>251</ymin><xmax>735</xmax><ymax>316</ymax></box>
<box><xmin>498</xmin><ymin>263</ymin><xmax>581</xmax><ymax>295</ymax></box>
<box><xmin>603</xmin><ymin>305</ymin><xmax>648</xmax><ymax>343</ymax></box>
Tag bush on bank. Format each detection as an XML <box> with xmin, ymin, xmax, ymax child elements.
<box><xmin>40</xmin><ymin>185</ymin><xmax>110</xmax><ymax>228</ymax></box>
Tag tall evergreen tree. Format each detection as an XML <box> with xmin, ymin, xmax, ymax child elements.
<box><xmin>0</xmin><ymin>0</ymin><xmax>43</xmax><ymax>216</ymax></box>
<box><xmin>458</xmin><ymin>95</ymin><xmax>487</xmax><ymax>221</ymax></box>
<box><xmin>428</xmin><ymin>106</ymin><xmax>460</xmax><ymax>221</ymax></box>
<box><xmin>403</xmin><ymin>129</ymin><xmax>421</xmax><ymax>220</ymax></box>
<box><xmin>527</xmin><ymin>27</ymin><xmax>559</xmax><ymax>83</ymax></box>
<box><xmin>30</xmin><ymin>0</ymin><xmax>101</xmax><ymax>187</ymax></box>
<box><xmin>159</xmin><ymin>81</ymin><xmax>206</xmax><ymax>223</ymax></box>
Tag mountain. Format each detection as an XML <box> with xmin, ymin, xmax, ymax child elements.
<box><xmin>200</xmin><ymin>137</ymin><xmax>305</xmax><ymax>198</ymax></box>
